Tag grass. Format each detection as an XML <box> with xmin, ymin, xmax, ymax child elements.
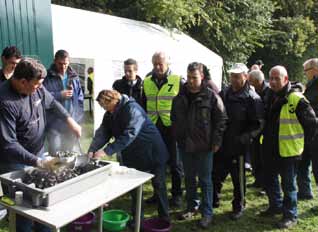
<box><xmin>1</xmin><ymin>112</ymin><xmax>318</xmax><ymax>231</ymax></box>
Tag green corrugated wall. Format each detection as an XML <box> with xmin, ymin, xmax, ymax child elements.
<box><xmin>0</xmin><ymin>0</ymin><xmax>53</xmax><ymax>68</ymax></box>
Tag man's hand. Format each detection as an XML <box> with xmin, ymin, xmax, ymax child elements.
<box><xmin>36</xmin><ymin>157</ymin><xmax>60</xmax><ymax>171</ymax></box>
<box><xmin>66</xmin><ymin>117</ymin><xmax>82</xmax><ymax>138</ymax></box>
<box><xmin>61</xmin><ymin>90</ymin><xmax>73</xmax><ymax>99</ymax></box>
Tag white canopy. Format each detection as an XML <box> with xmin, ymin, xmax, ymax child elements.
<box><xmin>51</xmin><ymin>4</ymin><xmax>223</xmax><ymax>129</ymax></box>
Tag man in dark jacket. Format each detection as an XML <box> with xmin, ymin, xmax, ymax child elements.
<box><xmin>88</xmin><ymin>89</ymin><xmax>169</xmax><ymax>227</ymax></box>
<box><xmin>248</xmin><ymin>70</ymin><xmax>270</xmax><ymax>189</ymax></box>
<box><xmin>44</xmin><ymin>50</ymin><xmax>84</xmax><ymax>155</ymax></box>
<box><xmin>113</xmin><ymin>58</ymin><xmax>143</xmax><ymax>105</ymax></box>
<box><xmin>213</xmin><ymin>63</ymin><xmax>264</xmax><ymax>220</ymax></box>
<box><xmin>0</xmin><ymin>58</ymin><xmax>81</xmax><ymax>232</ymax></box>
<box><xmin>171</xmin><ymin>62</ymin><xmax>227</xmax><ymax>229</ymax></box>
<box><xmin>0</xmin><ymin>46</ymin><xmax>22</xmax><ymax>84</ymax></box>
<box><xmin>295</xmin><ymin>58</ymin><xmax>318</xmax><ymax>201</ymax></box>
<box><xmin>260</xmin><ymin>65</ymin><xmax>317</xmax><ymax>229</ymax></box>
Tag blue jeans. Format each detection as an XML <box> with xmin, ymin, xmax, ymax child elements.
<box><xmin>296</xmin><ymin>157</ymin><xmax>313</xmax><ymax>198</ymax></box>
<box><xmin>0</xmin><ymin>161</ymin><xmax>51</xmax><ymax>232</ymax></box>
<box><xmin>264</xmin><ymin>158</ymin><xmax>298</xmax><ymax>219</ymax></box>
<box><xmin>180</xmin><ymin>150</ymin><xmax>213</xmax><ymax>217</ymax></box>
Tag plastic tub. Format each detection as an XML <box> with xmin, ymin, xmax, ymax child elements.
<box><xmin>69</xmin><ymin>212</ymin><xmax>95</xmax><ymax>232</ymax></box>
<box><xmin>103</xmin><ymin>209</ymin><xmax>130</xmax><ymax>231</ymax></box>
<box><xmin>143</xmin><ymin>217</ymin><xmax>171</xmax><ymax>232</ymax></box>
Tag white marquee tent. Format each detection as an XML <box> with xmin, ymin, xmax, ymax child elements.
<box><xmin>51</xmin><ymin>4</ymin><xmax>223</xmax><ymax>129</ymax></box>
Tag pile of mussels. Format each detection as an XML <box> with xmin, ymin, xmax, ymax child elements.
<box><xmin>22</xmin><ymin>159</ymin><xmax>103</xmax><ymax>189</ymax></box>
<box><xmin>22</xmin><ymin>168</ymin><xmax>78</xmax><ymax>189</ymax></box>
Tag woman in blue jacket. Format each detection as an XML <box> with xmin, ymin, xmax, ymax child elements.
<box><xmin>88</xmin><ymin>89</ymin><xmax>170</xmax><ymax>227</ymax></box>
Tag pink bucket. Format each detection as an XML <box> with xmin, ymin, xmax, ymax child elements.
<box><xmin>143</xmin><ymin>217</ymin><xmax>172</xmax><ymax>232</ymax></box>
<box><xmin>69</xmin><ymin>212</ymin><xmax>95</xmax><ymax>232</ymax></box>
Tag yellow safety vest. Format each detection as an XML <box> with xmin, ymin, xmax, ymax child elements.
<box><xmin>279</xmin><ymin>92</ymin><xmax>305</xmax><ymax>157</ymax></box>
<box><xmin>143</xmin><ymin>75</ymin><xmax>181</xmax><ymax>126</ymax></box>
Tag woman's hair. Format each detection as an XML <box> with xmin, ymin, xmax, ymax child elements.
<box><xmin>96</xmin><ymin>89</ymin><xmax>121</xmax><ymax>103</ymax></box>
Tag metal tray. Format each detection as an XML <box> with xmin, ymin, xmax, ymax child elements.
<box><xmin>0</xmin><ymin>160</ymin><xmax>114</xmax><ymax>208</ymax></box>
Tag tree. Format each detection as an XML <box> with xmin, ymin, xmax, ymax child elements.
<box><xmin>250</xmin><ymin>0</ymin><xmax>318</xmax><ymax>82</ymax></box>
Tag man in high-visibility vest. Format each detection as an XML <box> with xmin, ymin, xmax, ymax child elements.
<box><xmin>143</xmin><ymin>51</ymin><xmax>183</xmax><ymax>208</ymax></box>
<box><xmin>260</xmin><ymin>65</ymin><xmax>317</xmax><ymax>229</ymax></box>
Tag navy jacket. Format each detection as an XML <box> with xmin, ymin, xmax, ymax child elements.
<box><xmin>88</xmin><ymin>95</ymin><xmax>169</xmax><ymax>171</ymax></box>
<box><xmin>0</xmin><ymin>81</ymin><xmax>69</xmax><ymax>166</ymax></box>
<box><xmin>112</xmin><ymin>75</ymin><xmax>143</xmax><ymax>106</ymax></box>
<box><xmin>44</xmin><ymin>64</ymin><xmax>84</xmax><ymax>132</ymax></box>
<box><xmin>220</xmin><ymin>82</ymin><xmax>264</xmax><ymax>157</ymax></box>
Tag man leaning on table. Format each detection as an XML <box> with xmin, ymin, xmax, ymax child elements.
<box><xmin>0</xmin><ymin>57</ymin><xmax>81</xmax><ymax>232</ymax></box>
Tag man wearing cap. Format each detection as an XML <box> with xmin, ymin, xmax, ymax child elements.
<box><xmin>260</xmin><ymin>65</ymin><xmax>316</xmax><ymax>229</ymax></box>
<box><xmin>213</xmin><ymin>63</ymin><xmax>264</xmax><ymax>220</ymax></box>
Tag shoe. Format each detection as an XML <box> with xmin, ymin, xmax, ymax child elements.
<box><xmin>145</xmin><ymin>195</ymin><xmax>157</xmax><ymax>204</ymax></box>
<box><xmin>230</xmin><ymin>210</ymin><xmax>243</xmax><ymax>220</ymax></box>
<box><xmin>177</xmin><ymin>210</ymin><xmax>198</xmax><ymax>221</ymax></box>
<box><xmin>170</xmin><ymin>195</ymin><xmax>182</xmax><ymax>208</ymax></box>
<box><xmin>258</xmin><ymin>207</ymin><xmax>282</xmax><ymax>217</ymax></box>
<box><xmin>277</xmin><ymin>218</ymin><xmax>297</xmax><ymax>229</ymax></box>
<box><xmin>198</xmin><ymin>216</ymin><xmax>212</xmax><ymax>229</ymax></box>
<box><xmin>297</xmin><ymin>193</ymin><xmax>314</xmax><ymax>200</ymax></box>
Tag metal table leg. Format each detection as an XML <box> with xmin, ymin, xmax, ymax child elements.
<box><xmin>9</xmin><ymin>210</ymin><xmax>16</xmax><ymax>232</ymax></box>
<box><xmin>98</xmin><ymin>206</ymin><xmax>103</xmax><ymax>232</ymax></box>
<box><xmin>135</xmin><ymin>184</ymin><xmax>142</xmax><ymax>232</ymax></box>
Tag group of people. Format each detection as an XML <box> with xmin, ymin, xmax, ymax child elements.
<box><xmin>0</xmin><ymin>45</ymin><xmax>318</xmax><ymax>232</ymax></box>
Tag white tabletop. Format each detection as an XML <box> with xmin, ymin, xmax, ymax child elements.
<box><xmin>1</xmin><ymin>169</ymin><xmax>153</xmax><ymax>229</ymax></box>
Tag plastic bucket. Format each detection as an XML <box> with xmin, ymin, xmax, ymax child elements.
<box><xmin>143</xmin><ymin>217</ymin><xmax>171</xmax><ymax>232</ymax></box>
<box><xmin>103</xmin><ymin>209</ymin><xmax>130</xmax><ymax>231</ymax></box>
<box><xmin>69</xmin><ymin>212</ymin><xmax>95</xmax><ymax>232</ymax></box>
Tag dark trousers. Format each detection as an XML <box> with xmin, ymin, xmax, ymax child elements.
<box><xmin>0</xmin><ymin>162</ymin><xmax>51</xmax><ymax>232</ymax></box>
<box><xmin>156</xmin><ymin>119</ymin><xmax>183</xmax><ymax>197</ymax></box>
<box><xmin>312</xmin><ymin>154</ymin><xmax>318</xmax><ymax>185</ymax></box>
<box><xmin>264</xmin><ymin>157</ymin><xmax>298</xmax><ymax>219</ymax></box>
<box><xmin>296</xmin><ymin>156</ymin><xmax>313</xmax><ymax>198</ymax></box>
<box><xmin>250</xmin><ymin>139</ymin><xmax>264</xmax><ymax>187</ymax></box>
<box><xmin>131</xmin><ymin>165</ymin><xmax>169</xmax><ymax>220</ymax></box>
<box><xmin>213</xmin><ymin>154</ymin><xmax>246</xmax><ymax>212</ymax></box>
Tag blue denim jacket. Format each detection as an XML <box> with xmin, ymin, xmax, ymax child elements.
<box><xmin>44</xmin><ymin>65</ymin><xmax>84</xmax><ymax>132</ymax></box>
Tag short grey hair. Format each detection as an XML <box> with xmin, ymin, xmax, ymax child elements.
<box><xmin>249</xmin><ymin>70</ymin><xmax>264</xmax><ymax>82</ymax></box>
<box><xmin>152</xmin><ymin>51</ymin><xmax>170</xmax><ymax>64</ymax></box>
<box><xmin>303</xmin><ymin>58</ymin><xmax>318</xmax><ymax>70</ymax></box>
<box><xmin>269</xmin><ymin>65</ymin><xmax>288</xmax><ymax>79</ymax></box>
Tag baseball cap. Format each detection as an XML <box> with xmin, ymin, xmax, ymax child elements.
<box><xmin>227</xmin><ymin>63</ymin><xmax>249</xmax><ymax>74</ymax></box>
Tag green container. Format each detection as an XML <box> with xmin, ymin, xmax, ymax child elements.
<box><xmin>103</xmin><ymin>210</ymin><xmax>130</xmax><ymax>231</ymax></box>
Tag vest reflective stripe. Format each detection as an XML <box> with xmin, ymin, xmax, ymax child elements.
<box><xmin>144</xmin><ymin>75</ymin><xmax>180</xmax><ymax>126</ymax></box>
<box><xmin>279</xmin><ymin>92</ymin><xmax>304</xmax><ymax>157</ymax></box>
